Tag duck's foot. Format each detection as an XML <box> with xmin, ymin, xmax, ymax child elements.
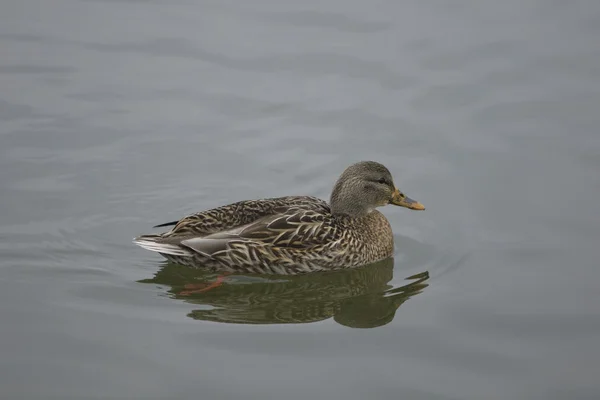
<box><xmin>178</xmin><ymin>273</ymin><xmax>232</xmax><ymax>296</ymax></box>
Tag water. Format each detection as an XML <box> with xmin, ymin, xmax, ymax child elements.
<box><xmin>1</xmin><ymin>0</ymin><xmax>600</xmax><ymax>399</ymax></box>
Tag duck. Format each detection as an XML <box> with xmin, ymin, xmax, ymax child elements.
<box><xmin>134</xmin><ymin>161</ymin><xmax>425</xmax><ymax>275</ymax></box>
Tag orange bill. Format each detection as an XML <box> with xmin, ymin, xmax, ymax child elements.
<box><xmin>390</xmin><ymin>188</ymin><xmax>425</xmax><ymax>210</ymax></box>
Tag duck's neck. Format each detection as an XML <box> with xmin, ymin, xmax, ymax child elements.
<box><xmin>329</xmin><ymin>181</ymin><xmax>371</xmax><ymax>217</ymax></box>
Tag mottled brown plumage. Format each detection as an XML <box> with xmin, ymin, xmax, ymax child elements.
<box><xmin>134</xmin><ymin>161</ymin><xmax>425</xmax><ymax>275</ymax></box>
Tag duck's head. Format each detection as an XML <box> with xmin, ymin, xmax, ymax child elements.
<box><xmin>329</xmin><ymin>161</ymin><xmax>425</xmax><ymax>217</ymax></box>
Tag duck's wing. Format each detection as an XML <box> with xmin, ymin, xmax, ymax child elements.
<box><xmin>178</xmin><ymin>205</ymin><xmax>341</xmax><ymax>259</ymax></box>
<box><xmin>154</xmin><ymin>196</ymin><xmax>328</xmax><ymax>237</ymax></box>
<box><xmin>134</xmin><ymin>196</ymin><xmax>334</xmax><ymax>260</ymax></box>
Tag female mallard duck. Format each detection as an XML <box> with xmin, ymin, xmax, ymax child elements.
<box><xmin>134</xmin><ymin>161</ymin><xmax>425</xmax><ymax>275</ymax></box>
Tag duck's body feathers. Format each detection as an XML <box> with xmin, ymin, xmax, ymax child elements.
<box><xmin>134</xmin><ymin>196</ymin><xmax>392</xmax><ymax>275</ymax></box>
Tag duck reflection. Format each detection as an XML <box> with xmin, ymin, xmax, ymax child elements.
<box><xmin>139</xmin><ymin>258</ymin><xmax>429</xmax><ymax>329</ymax></box>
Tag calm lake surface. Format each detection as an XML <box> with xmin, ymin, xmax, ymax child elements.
<box><xmin>2</xmin><ymin>1</ymin><xmax>600</xmax><ymax>399</ymax></box>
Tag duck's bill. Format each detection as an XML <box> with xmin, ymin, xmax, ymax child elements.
<box><xmin>391</xmin><ymin>189</ymin><xmax>425</xmax><ymax>210</ymax></box>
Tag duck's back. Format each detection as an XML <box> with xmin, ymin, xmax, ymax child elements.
<box><xmin>157</xmin><ymin>195</ymin><xmax>330</xmax><ymax>238</ymax></box>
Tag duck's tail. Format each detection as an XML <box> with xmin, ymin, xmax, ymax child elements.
<box><xmin>153</xmin><ymin>220</ymin><xmax>179</xmax><ymax>228</ymax></box>
<box><xmin>133</xmin><ymin>234</ymin><xmax>193</xmax><ymax>257</ymax></box>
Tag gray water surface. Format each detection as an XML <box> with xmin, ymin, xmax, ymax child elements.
<box><xmin>2</xmin><ymin>1</ymin><xmax>600</xmax><ymax>399</ymax></box>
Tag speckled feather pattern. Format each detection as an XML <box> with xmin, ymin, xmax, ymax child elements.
<box><xmin>135</xmin><ymin>195</ymin><xmax>394</xmax><ymax>275</ymax></box>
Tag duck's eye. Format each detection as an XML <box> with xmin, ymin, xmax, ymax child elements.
<box><xmin>377</xmin><ymin>178</ymin><xmax>387</xmax><ymax>184</ymax></box>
